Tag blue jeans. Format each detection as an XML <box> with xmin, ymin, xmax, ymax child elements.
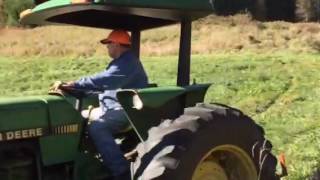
<box><xmin>88</xmin><ymin>109</ymin><xmax>130</xmax><ymax>176</ymax></box>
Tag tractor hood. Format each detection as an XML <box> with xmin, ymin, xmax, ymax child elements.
<box><xmin>20</xmin><ymin>0</ymin><xmax>213</xmax><ymax>30</ymax></box>
<box><xmin>0</xmin><ymin>95</ymin><xmax>82</xmax><ymax>142</ymax></box>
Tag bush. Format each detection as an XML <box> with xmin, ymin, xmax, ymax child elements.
<box><xmin>3</xmin><ymin>0</ymin><xmax>34</xmax><ymax>26</ymax></box>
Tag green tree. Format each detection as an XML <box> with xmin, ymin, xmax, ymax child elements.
<box><xmin>0</xmin><ymin>0</ymin><xmax>5</xmax><ymax>26</ymax></box>
<box><xmin>3</xmin><ymin>0</ymin><xmax>34</xmax><ymax>26</ymax></box>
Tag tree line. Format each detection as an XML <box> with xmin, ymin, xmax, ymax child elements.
<box><xmin>0</xmin><ymin>0</ymin><xmax>319</xmax><ymax>27</ymax></box>
<box><xmin>0</xmin><ymin>0</ymin><xmax>33</xmax><ymax>26</ymax></box>
<box><xmin>213</xmin><ymin>0</ymin><xmax>320</xmax><ymax>22</ymax></box>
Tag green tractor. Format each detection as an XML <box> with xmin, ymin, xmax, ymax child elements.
<box><xmin>0</xmin><ymin>0</ymin><xmax>287</xmax><ymax>179</ymax></box>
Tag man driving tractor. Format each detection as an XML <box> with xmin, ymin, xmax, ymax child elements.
<box><xmin>55</xmin><ymin>30</ymin><xmax>148</xmax><ymax>180</ymax></box>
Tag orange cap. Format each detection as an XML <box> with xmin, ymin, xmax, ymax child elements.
<box><xmin>100</xmin><ymin>30</ymin><xmax>131</xmax><ymax>45</ymax></box>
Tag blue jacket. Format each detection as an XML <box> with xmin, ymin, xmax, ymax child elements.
<box><xmin>74</xmin><ymin>51</ymin><xmax>148</xmax><ymax>111</ymax></box>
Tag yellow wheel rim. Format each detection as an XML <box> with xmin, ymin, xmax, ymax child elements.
<box><xmin>192</xmin><ymin>145</ymin><xmax>257</xmax><ymax>180</ymax></box>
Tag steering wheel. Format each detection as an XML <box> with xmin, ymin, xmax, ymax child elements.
<box><xmin>58</xmin><ymin>85</ymin><xmax>88</xmax><ymax>99</ymax></box>
<box><xmin>48</xmin><ymin>81</ymin><xmax>90</xmax><ymax>99</ymax></box>
<box><xmin>48</xmin><ymin>82</ymin><xmax>88</xmax><ymax>111</ymax></box>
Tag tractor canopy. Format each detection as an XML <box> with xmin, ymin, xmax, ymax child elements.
<box><xmin>18</xmin><ymin>0</ymin><xmax>214</xmax><ymax>141</ymax></box>
<box><xmin>20</xmin><ymin>0</ymin><xmax>213</xmax><ymax>30</ymax></box>
<box><xmin>20</xmin><ymin>0</ymin><xmax>214</xmax><ymax>86</ymax></box>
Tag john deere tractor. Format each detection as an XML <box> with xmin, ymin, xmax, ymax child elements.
<box><xmin>0</xmin><ymin>0</ymin><xmax>287</xmax><ymax>179</ymax></box>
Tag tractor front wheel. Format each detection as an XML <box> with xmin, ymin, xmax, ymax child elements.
<box><xmin>132</xmin><ymin>103</ymin><xmax>279</xmax><ymax>180</ymax></box>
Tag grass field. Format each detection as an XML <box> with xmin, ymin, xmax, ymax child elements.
<box><xmin>0</xmin><ymin>13</ymin><xmax>320</xmax><ymax>179</ymax></box>
<box><xmin>0</xmin><ymin>52</ymin><xmax>319</xmax><ymax>179</ymax></box>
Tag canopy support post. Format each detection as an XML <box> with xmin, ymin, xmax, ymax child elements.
<box><xmin>177</xmin><ymin>20</ymin><xmax>191</xmax><ymax>86</ymax></box>
<box><xmin>131</xmin><ymin>30</ymin><xmax>141</xmax><ymax>58</ymax></box>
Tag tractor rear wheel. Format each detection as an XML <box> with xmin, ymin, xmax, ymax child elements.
<box><xmin>132</xmin><ymin>103</ymin><xmax>279</xmax><ymax>180</ymax></box>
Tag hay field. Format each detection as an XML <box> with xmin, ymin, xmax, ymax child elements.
<box><xmin>0</xmin><ymin>14</ymin><xmax>320</xmax><ymax>57</ymax></box>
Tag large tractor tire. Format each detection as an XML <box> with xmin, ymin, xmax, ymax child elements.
<box><xmin>132</xmin><ymin>103</ymin><xmax>279</xmax><ymax>180</ymax></box>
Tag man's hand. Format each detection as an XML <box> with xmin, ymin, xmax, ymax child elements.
<box><xmin>60</xmin><ymin>81</ymin><xmax>76</xmax><ymax>90</ymax></box>
<box><xmin>49</xmin><ymin>81</ymin><xmax>75</xmax><ymax>91</ymax></box>
<box><xmin>49</xmin><ymin>81</ymin><xmax>64</xmax><ymax>91</ymax></box>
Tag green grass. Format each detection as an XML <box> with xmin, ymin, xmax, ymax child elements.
<box><xmin>0</xmin><ymin>52</ymin><xmax>319</xmax><ymax>179</ymax></box>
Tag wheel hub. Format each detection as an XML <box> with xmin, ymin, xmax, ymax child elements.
<box><xmin>192</xmin><ymin>160</ymin><xmax>228</xmax><ymax>180</ymax></box>
<box><xmin>192</xmin><ymin>145</ymin><xmax>257</xmax><ymax>180</ymax></box>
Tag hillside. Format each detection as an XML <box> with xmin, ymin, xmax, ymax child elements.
<box><xmin>0</xmin><ymin>14</ymin><xmax>319</xmax><ymax>57</ymax></box>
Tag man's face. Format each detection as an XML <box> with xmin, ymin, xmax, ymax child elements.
<box><xmin>106</xmin><ymin>42</ymin><xmax>120</xmax><ymax>59</ymax></box>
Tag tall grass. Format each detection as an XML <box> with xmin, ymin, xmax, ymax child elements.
<box><xmin>0</xmin><ymin>52</ymin><xmax>319</xmax><ymax>179</ymax></box>
<box><xmin>0</xmin><ymin>14</ymin><xmax>320</xmax><ymax>57</ymax></box>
